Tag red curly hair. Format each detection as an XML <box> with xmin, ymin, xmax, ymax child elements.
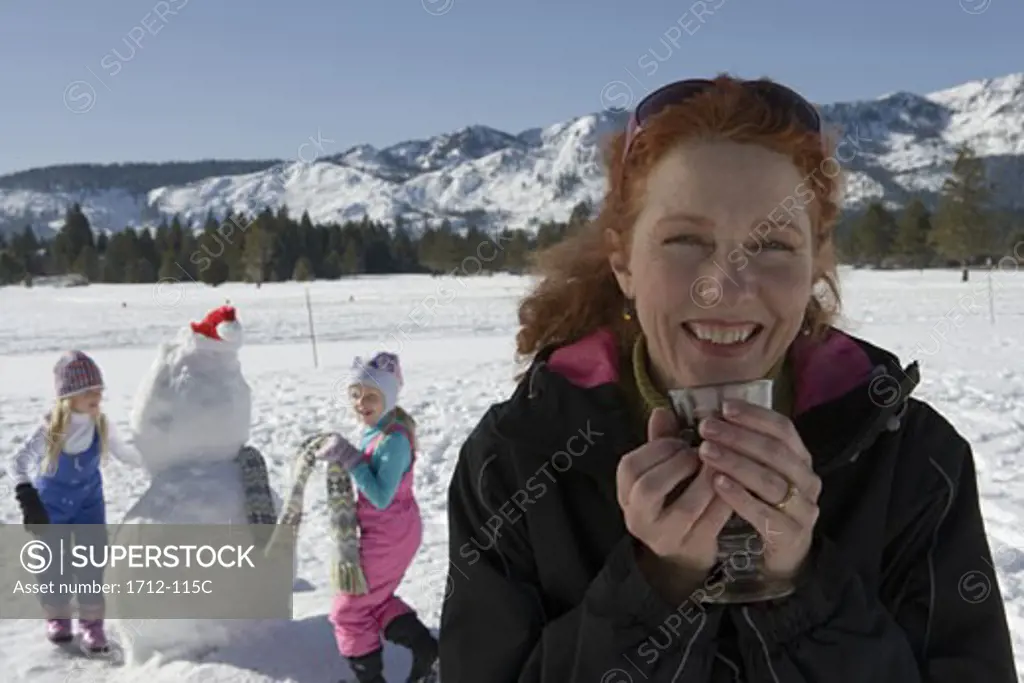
<box><xmin>515</xmin><ymin>74</ymin><xmax>843</xmax><ymax>364</ymax></box>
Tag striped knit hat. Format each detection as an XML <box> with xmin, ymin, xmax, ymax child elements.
<box><xmin>53</xmin><ymin>350</ymin><xmax>104</xmax><ymax>399</ymax></box>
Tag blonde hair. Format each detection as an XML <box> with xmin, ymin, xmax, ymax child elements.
<box><xmin>377</xmin><ymin>405</ymin><xmax>418</xmax><ymax>453</ymax></box>
<box><xmin>391</xmin><ymin>406</ymin><xmax>416</xmax><ymax>440</ymax></box>
<box><xmin>43</xmin><ymin>398</ymin><xmax>108</xmax><ymax>475</ymax></box>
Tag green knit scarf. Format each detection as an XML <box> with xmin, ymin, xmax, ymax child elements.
<box><xmin>258</xmin><ymin>434</ymin><xmax>368</xmax><ymax>595</ymax></box>
<box><xmin>626</xmin><ymin>334</ymin><xmax>794</xmax><ymax>425</ymax></box>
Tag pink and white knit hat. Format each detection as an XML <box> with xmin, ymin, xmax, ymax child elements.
<box><xmin>53</xmin><ymin>350</ymin><xmax>104</xmax><ymax>399</ymax></box>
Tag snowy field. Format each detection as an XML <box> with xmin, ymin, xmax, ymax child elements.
<box><xmin>1</xmin><ymin>267</ymin><xmax>1024</xmax><ymax>681</ymax></box>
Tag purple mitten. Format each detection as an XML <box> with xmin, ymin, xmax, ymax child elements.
<box><xmin>316</xmin><ymin>433</ymin><xmax>363</xmax><ymax>470</ymax></box>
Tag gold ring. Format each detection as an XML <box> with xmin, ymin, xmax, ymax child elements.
<box><xmin>774</xmin><ymin>482</ymin><xmax>797</xmax><ymax>511</ymax></box>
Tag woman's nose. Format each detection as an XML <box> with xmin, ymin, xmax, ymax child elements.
<box><xmin>691</xmin><ymin>245</ymin><xmax>758</xmax><ymax>307</ymax></box>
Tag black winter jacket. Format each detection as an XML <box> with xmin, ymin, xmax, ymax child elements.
<box><xmin>438</xmin><ymin>332</ymin><xmax>1018</xmax><ymax>682</ymax></box>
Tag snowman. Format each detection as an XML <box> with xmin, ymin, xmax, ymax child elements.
<box><xmin>107</xmin><ymin>305</ymin><xmax>291</xmax><ymax>665</ymax></box>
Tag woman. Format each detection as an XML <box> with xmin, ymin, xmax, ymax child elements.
<box><xmin>438</xmin><ymin>75</ymin><xmax>1017</xmax><ymax>682</ymax></box>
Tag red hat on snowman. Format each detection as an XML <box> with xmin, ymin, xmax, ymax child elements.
<box><xmin>190</xmin><ymin>305</ymin><xmax>243</xmax><ymax>345</ymax></box>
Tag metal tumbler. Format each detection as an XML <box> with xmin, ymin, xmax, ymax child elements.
<box><xmin>668</xmin><ymin>379</ymin><xmax>795</xmax><ymax>604</ymax></box>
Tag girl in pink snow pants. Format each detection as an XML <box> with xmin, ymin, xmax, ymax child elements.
<box><xmin>322</xmin><ymin>352</ymin><xmax>438</xmax><ymax>683</ymax></box>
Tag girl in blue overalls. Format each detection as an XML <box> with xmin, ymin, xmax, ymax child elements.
<box><xmin>9</xmin><ymin>350</ymin><xmax>141</xmax><ymax>651</ymax></box>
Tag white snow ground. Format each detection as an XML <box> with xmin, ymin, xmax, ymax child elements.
<box><xmin>1</xmin><ymin>267</ymin><xmax>1023</xmax><ymax>681</ymax></box>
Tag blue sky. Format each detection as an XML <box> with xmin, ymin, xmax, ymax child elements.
<box><xmin>0</xmin><ymin>0</ymin><xmax>1019</xmax><ymax>175</ymax></box>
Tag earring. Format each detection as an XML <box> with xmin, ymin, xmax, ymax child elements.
<box><xmin>622</xmin><ymin>298</ymin><xmax>636</xmax><ymax>321</ymax></box>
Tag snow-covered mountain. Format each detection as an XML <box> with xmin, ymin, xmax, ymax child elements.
<box><xmin>2</xmin><ymin>72</ymin><xmax>1022</xmax><ymax>238</ymax></box>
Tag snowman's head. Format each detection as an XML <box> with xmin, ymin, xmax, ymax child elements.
<box><xmin>129</xmin><ymin>307</ymin><xmax>252</xmax><ymax>474</ymax></box>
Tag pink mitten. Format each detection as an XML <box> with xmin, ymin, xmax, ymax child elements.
<box><xmin>316</xmin><ymin>433</ymin><xmax>363</xmax><ymax>470</ymax></box>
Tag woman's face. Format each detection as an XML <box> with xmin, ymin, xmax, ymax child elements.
<box><xmin>349</xmin><ymin>384</ymin><xmax>385</xmax><ymax>426</ymax></box>
<box><xmin>611</xmin><ymin>139</ymin><xmax>817</xmax><ymax>389</ymax></box>
<box><xmin>69</xmin><ymin>389</ymin><xmax>103</xmax><ymax>418</ymax></box>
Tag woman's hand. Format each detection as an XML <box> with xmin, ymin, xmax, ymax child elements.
<box><xmin>617</xmin><ymin>407</ymin><xmax>735</xmax><ymax>602</ymax></box>
<box><xmin>696</xmin><ymin>399</ymin><xmax>822</xmax><ymax>581</ymax></box>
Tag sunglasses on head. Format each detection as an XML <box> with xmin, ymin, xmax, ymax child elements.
<box><xmin>621</xmin><ymin>78</ymin><xmax>822</xmax><ymax>165</ymax></box>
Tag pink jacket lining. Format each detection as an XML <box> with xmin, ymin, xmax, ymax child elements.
<box><xmin>545</xmin><ymin>327</ymin><xmax>874</xmax><ymax>417</ymax></box>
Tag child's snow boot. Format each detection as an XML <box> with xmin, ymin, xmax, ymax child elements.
<box><xmin>384</xmin><ymin>613</ymin><xmax>439</xmax><ymax>682</ymax></box>
<box><xmin>78</xmin><ymin>618</ymin><xmax>109</xmax><ymax>653</ymax></box>
<box><xmin>345</xmin><ymin>648</ymin><xmax>386</xmax><ymax>683</ymax></box>
<box><xmin>46</xmin><ymin>619</ymin><xmax>73</xmax><ymax>643</ymax></box>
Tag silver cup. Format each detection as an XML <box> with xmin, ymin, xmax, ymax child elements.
<box><xmin>668</xmin><ymin>379</ymin><xmax>794</xmax><ymax>603</ymax></box>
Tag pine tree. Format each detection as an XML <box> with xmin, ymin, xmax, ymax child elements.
<box><xmin>930</xmin><ymin>143</ymin><xmax>993</xmax><ymax>279</ymax></box>
<box><xmin>53</xmin><ymin>204</ymin><xmax>95</xmax><ymax>274</ymax></box>
<box><xmin>271</xmin><ymin>209</ymin><xmax>300</xmax><ymax>281</ymax></box>
<box><xmin>102</xmin><ymin>231</ymin><xmax>140</xmax><ymax>282</ymax></box>
<box><xmin>462</xmin><ymin>226</ymin><xmax>491</xmax><ymax>270</ymax></box>
<box><xmin>218</xmin><ymin>212</ymin><xmax>248</xmax><ymax>280</ymax></box>
<box><xmin>72</xmin><ymin>245</ymin><xmax>100</xmax><ymax>281</ymax></box>
<box><xmin>168</xmin><ymin>215</ymin><xmax>187</xmax><ymax>254</ymax></box>
<box><xmin>323</xmin><ymin>251</ymin><xmax>344</xmax><ymax>278</ymax></box>
<box><xmin>14</xmin><ymin>225</ymin><xmax>39</xmax><ymax>256</ymax></box>
<box><xmin>153</xmin><ymin>220</ymin><xmax>171</xmax><ymax>256</ymax></box>
<box><xmin>0</xmin><ymin>251</ymin><xmax>25</xmax><ymax>284</ymax></box>
<box><xmin>297</xmin><ymin>210</ymin><xmax>318</xmax><ymax>273</ymax></box>
<box><xmin>133</xmin><ymin>258</ymin><xmax>156</xmax><ymax>283</ymax></box>
<box><xmin>535</xmin><ymin>220</ymin><xmax>568</xmax><ymax>250</ymax></box>
<box><xmin>418</xmin><ymin>222</ymin><xmax>461</xmax><ymax>272</ymax></box>
<box><xmin>847</xmin><ymin>202</ymin><xmax>895</xmax><ymax>266</ymax></box>
<box><xmin>340</xmin><ymin>243</ymin><xmax>360</xmax><ymax>275</ymax></box>
<box><xmin>326</xmin><ymin>224</ymin><xmax>345</xmax><ymax>254</ymax></box>
<box><xmin>195</xmin><ymin>220</ymin><xmax>231</xmax><ymax>286</ymax></box>
<box><xmin>10</xmin><ymin>202</ymin><xmax>590</xmax><ymax>284</ymax></box>
<box><xmin>158</xmin><ymin>251</ymin><xmax>179</xmax><ymax>281</ymax></box>
<box><xmin>10</xmin><ymin>225</ymin><xmax>40</xmax><ymax>276</ymax></box>
<box><xmin>242</xmin><ymin>223</ymin><xmax>273</xmax><ymax>284</ymax></box>
<box><xmin>177</xmin><ymin>229</ymin><xmax>199</xmax><ymax>282</ymax></box>
<box><xmin>390</xmin><ymin>221</ymin><xmax>419</xmax><ymax>272</ymax></box>
<box><xmin>293</xmin><ymin>256</ymin><xmax>314</xmax><ymax>281</ymax></box>
<box><xmin>194</xmin><ymin>215</ymin><xmax>231</xmax><ymax>286</ymax></box>
<box><xmin>494</xmin><ymin>229</ymin><xmax>531</xmax><ymax>272</ymax></box>
<box><xmin>893</xmin><ymin>198</ymin><xmax>932</xmax><ymax>268</ymax></box>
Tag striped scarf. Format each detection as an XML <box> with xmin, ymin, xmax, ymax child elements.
<box><xmin>259</xmin><ymin>433</ymin><xmax>368</xmax><ymax>595</ymax></box>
